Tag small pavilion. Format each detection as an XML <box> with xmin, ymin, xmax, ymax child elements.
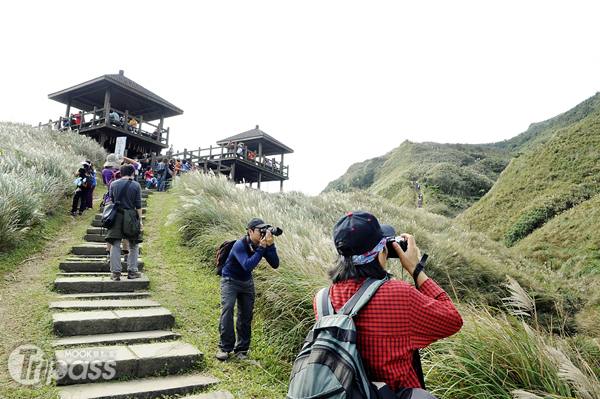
<box><xmin>42</xmin><ymin>70</ymin><xmax>183</xmax><ymax>156</ymax></box>
<box><xmin>178</xmin><ymin>125</ymin><xmax>293</xmax><ymax>191</ymax></box>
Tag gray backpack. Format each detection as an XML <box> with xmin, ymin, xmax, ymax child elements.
<box><xmin>287</xmin><ymin>277</ymin><xmax>396</xmax><ymax>399</ymax></box>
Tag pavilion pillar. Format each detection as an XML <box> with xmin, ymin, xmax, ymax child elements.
<box><xmin>65</xmin><ymin>97</ymin><xmax>72</xmax><ymax>118</ymax></box>
<box><xmin>257</xmin><ymin>172</ymin><xmax>262</xmax><ymax>189</ymax></box>
<box><xmin>103</xmin><ymin>87</ymin><xmax>111</xmax><ymax>115</ymax></box>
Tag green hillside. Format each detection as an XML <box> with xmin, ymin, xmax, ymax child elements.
<box><xmin>457</xmin><ymin>107</ymin><xmax>600</xmax><ymax>242</ymax></box>
<box><xmin>324</xmin><ymin>142</ymin><xmax>510</xmax><ymax>217</ymax></box>
<box><xmin>324</xmin><ymin>93</ymin><xmax>600</xmax><ymax>218</ymax></box>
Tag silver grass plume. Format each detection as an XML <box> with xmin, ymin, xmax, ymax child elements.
<box><xmin>502</xmin><ymin>275</ymin><xmax>534</xmax><ymax>317</ymax></box>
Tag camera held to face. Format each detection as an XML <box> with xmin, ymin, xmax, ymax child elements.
<box><xmin>386</xmin><ymin>236</ymin><xmax>407</xmax><ymax>258</ymax></box>
<box><xmin>261</xmin><ymin>226</ymin><xmax>283</xmax><ymax>238</ymax></box>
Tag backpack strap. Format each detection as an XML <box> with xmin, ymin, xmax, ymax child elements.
<box><xmin>224</xmin><ymin>236</ymin><xmax>255</xmax><ymax>270</ymax></box>
<box><xmin>242</xmin><ymin>235</ymin><xmax>255</xmax><ymax>254</ymax></box>
<box><xmin>338</xmin><ymin>277</ymin><xmax>388</xmax><ymax>317</ymax></box>
<box><xmin>114</xmin><ymin>179</ymin><xmax>133</xmax><ymax>205</ymax></box>
<box><xmin>315</xmin><ymin>287</ymin><xmax>334</xmax><ymax>319</ymax></box>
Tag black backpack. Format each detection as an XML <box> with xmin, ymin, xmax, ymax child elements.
<box><xmin>216</xmin><ymin>236</ymin><xmax>252</xmax><ymax>276</ymax></box>
<box><xmin>78</xmin><ymin>170</ymin><xmax>91</xmax><ymax>189</ymax></box>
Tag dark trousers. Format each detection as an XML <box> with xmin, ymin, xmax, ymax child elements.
<box><xmin>218</xmin><ymin>278</ymin><xmax>255</xmax><ymax>353</ymax></box>
<box><xmin>71</xmin><ymin>188</ymin><xmax>89</xmax><ymax>213</ymax></box>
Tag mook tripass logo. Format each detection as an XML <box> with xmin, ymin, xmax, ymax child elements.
<box><xmin>8</xmin><ymin>344</ymin><xmax>117</xmax><ymax>386</ymax></box>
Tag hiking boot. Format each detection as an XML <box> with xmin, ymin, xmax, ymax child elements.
<box><xmin>216</xmin><ymin>349</ymin><xmax>230</xmax><ymax>361</ymax></box>
<box><xmin>110</xmin><ymin>272</ymin><xmax>121</xmax><ymax>281</ymax></box>
<box><xmin>127</xmin><ymin>271</ymin><xmax>142</xmax><ymax>279</ymax></box>
<box><xmin>235</xmin><ymin>352</ymin><xmax>249</xmax><ymax>361</ymax></box>
<box><xmin>69</xmin><ymin>211</ymin><xmax>76</xmax><ymax>216</ymax></box>
<box><xmin>78</xmin><ymin>211</ymin><xmax>83</xmax><ymax>216</ymax></box>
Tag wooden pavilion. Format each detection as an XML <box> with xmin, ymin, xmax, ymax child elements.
<box><xmin>176</xmin><ymin>125</ymin><xmax>293</xmax><ymax>191</ymax></box>
<box><xmin>41</xmin><ymin>70</ymin><xmax>183</xmax><ymax>156</ymax></box>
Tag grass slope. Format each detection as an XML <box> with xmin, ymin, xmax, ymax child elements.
<box><xmin>168</xmin><ymin>173</ymin><xmax>599</xmax><ymax>398</ymax></box>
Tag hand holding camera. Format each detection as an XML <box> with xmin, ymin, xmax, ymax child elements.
<box><xmin>259</xmin><ymin>226</ymin><xmax>283</xmax><ymax>247</ymax></box>
<box><xmin>392</xmin><ymin>234</ymin><xmax>420</xmax><ymax>277</ymax></box>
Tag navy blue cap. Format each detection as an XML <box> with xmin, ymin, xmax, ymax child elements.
<box><xmin>333</xmin><ymin>211</ymin><xmax>395</xmax><ymax>256</ymax></box>
<box><xmin>247</xmin><ymin>218</ymin><xmax>268</xmax><ymax>230</ymax></box>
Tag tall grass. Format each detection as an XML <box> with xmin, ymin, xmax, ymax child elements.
<box><xmin>0</xmin><ymin>122</ymin><xmax>107</xmax><ymax>250</ymax></box>
<box><xmin>427</xmin><ymin>279</ymin><xmax>600</xmax><ymax>399</ymax></box>
<box><xmin>171</xmin><ymin>172</ymin><xmax>599</xmax><ymax>396</ymax></box>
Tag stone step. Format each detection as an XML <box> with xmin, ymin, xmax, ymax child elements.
<box><xmin>188</xmin><ymin>390</ymin><xmax>235</xmax><ymax>399</ymax></box>
<box><xmin>84</xmin><ymin>234</ymin><xmax>108</xmax><ymax>243</ymax></box>
<box><xmin>55</xmin><ymin>341</ymin><xmax>202</xmax><ymax>385</ymax></box>
<box><xmin>58</xmin><ymin>272</ymin><xmax>112</xmax><ymax>277</ymax></box>
<box><xmin>89</xmin><ymin>227</ymin><xmax>146</xmax><ymax>235</ymax></box>
<box><xmin>58</xmin><ymin>374</ymin><xmax>218</xmax><ymax>399</ymax></box>
<box><xmin>95</xmin><ymin>213</ymin><xmax>146</xmax><ymax>221</ymax></box>
<box><xmin>54</xmin><ymin>276</ymin><xmax>150</xmax><ymax>294</ymax></box>
<box><xmin>50</xmin><ymin>299</ymin><xmax>162</xmax><ymax>311</ymax></box>
<box><xmin>91</xmin><ymin>218</ymin><xmax>146</xmax><ymax>228</ymax></box>
<box><xmin>52</xmin><ymin>330</ymin><xmax>181</xmax><ymax>348</ymax></box>
<box><xmin>72</xmin><ymin>244</ymin><xmax>110</xmax><ymax>256</ymax></box>
<box><xmin>53</xmin><ymin>308</ymin><xmax>175</xmax><ymax>336</ymax></box>
<box><xmin>59</xmin><ymin>260</ymin><xmax>145</xmax><ymax>273</ymax></box>
<box><xmin>58</xmin><ymin>292</ymin><xmax>152</xmax><ymax>300</ymax></box>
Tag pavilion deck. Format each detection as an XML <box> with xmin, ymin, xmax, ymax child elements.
<box><xmin>37</xmin><ymin>105</ymin><xmax>169</xmax><ymax>147</ymax></box>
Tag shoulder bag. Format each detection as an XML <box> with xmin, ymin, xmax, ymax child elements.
<box><xmin>101</xmin><ymin>179</ymin><xmax>133</xmax><ymax>229</ymax></box>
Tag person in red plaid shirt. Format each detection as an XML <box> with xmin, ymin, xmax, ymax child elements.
<box><xmin>318</xmin><ymin>210</ymin><xmax>463</xmax><ymax>398</ymax></box>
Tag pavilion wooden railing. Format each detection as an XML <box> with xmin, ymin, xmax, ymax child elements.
<box><xmin>36</xmin><ymin>105</ymin><xmax>170</xmax><ymax>145</ymax></box>
<box><xmin>170</xmin><ymin>145</ymin><xmax>289</xmax><ymax>178</ymax></box>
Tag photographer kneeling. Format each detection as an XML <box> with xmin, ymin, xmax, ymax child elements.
<box><xmin>325</xmin><ymin>211</ymin><xmax>463</xmax><ymax>398</ymax></box>
<box><xmin>217</xmin><ymin>218</ymin><xmax>280</xmax><ymax>361</ymax></box>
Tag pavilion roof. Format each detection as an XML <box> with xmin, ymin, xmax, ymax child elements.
<box><xmin>217</xmin><ymin>126</ymin><xmax>294</xmax><ymax>156</ymax></box>
<box><xmin>48</xmin><ymin>71</ymin><xmax>183</xmax><ymax>121</ymax></box>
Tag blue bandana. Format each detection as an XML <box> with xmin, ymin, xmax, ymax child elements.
<box><xmin>340</xmin><ymin>237</ymin><xmax>387</xmax><ymax>265</ymax></box>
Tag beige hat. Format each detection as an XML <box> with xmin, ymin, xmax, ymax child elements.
<box><xmin>104</xmin><ymin>154</ymin><xmax>122</xmax><ymax>168</ymax></box>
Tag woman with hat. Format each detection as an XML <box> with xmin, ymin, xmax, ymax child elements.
<box><xmin>323</xmin><ymin>210</ymin><xmax>463</xmax><ymax>398</ymax></box>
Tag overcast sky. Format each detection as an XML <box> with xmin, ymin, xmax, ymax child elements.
<box><xmin>2</xmin><ymin>1</ymin><xmax>599</xmax><ymax>195</ymax></box>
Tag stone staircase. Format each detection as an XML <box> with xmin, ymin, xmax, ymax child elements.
<box><xmin>52</xmin><ymin>189</ymin><xmax>232</xmax><ymax>399</ymax></box>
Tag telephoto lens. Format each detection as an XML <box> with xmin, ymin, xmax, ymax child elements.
<box><xmin>261</xmin><ymin>226</ymin><xmax>283</xmax><ymax>237</ymax></box>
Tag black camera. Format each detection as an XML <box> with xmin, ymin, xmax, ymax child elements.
<box><xmin>386</xmin><ymin>236</ymin><xmax>407</xmax><ymax>258</ymax></box>
<box><xmin>261</xmin><ymin>226</ymin><xmax>283</xmax><ymax>238</ymax></box>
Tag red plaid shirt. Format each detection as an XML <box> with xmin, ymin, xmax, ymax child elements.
<box><xmin>314</xmin><ymin>278</ymin><xmax>462</xmax><ymax>392</ymax></box>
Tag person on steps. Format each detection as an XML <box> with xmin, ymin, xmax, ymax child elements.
<box><xmin>105</xmin><ymin>164</ymin><xmax>143</xmax><ymax>281</ymax></box>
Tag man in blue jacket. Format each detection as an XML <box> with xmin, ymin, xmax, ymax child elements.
<box><xmin>217</xmin><ymin>218</ymin><xmax>280</xmax><ymax>361</ymax></box>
